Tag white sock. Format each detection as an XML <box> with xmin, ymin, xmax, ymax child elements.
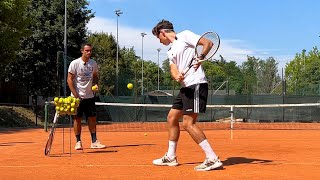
<box><xmin>167</xmin><ymin>140</ymin><xmax>177</xmax><ymax>159</ymax></box>
<box><xmin>199</xmin><ymin>139</ymin><xmax>218</xmax><ymax>161</ymax></box>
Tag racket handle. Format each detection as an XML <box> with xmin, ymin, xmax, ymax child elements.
<box><xmin>53</xmin><ymin>112</ymin><xmax>59</xmax><ymax>123</ymax></box>
<box><xmin>183</xmin><ymin>59</ymin><xmax>205</xmax><ymax>75</ymax></box>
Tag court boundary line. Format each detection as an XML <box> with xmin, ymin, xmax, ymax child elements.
<box><xmin>1</xmin><ymin>162</ymin><xmax>320</xmax><ymax>168</ymax></box>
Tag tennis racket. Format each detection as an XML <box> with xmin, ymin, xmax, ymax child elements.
<box><xmin>44</xmin><ymin>112</ymin><xmax>59</xmax><ymax>156</ymax></box>
<box><xmin>182</xmin><ymin>31</ymin><xmax>220</xmax><ymax>75</ymax></box>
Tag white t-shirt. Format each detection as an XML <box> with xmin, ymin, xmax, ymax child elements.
<box><xmin>68</xmin><ymin>57</ymin><xmax>98</xmax><ymax>99</ymax></box>
<box><xmin>167</xmin><ymin>30</ymin><xmax>207</xmax><ymax>87</ymax></box>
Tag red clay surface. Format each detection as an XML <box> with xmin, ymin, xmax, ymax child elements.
<box><xmin>0</xmin><ymin>124</ymin><xmax>320</xmax><ymax>179</ymax></box>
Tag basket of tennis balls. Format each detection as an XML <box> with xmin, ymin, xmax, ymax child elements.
<box><xmin>53</xmin><ymin>96</ymin><xmax>80</xmax><ymax>115</ymax></box>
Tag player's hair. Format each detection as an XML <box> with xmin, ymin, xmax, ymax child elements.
<box><xmin>81</xmin><ymin>42</ymin><xmax>92</xmax><ymax>50</ymax></box>
<box><xmin>152</xmin><ymin>19</ymin><xmax>175</xmax><ymax>37</ymax></box>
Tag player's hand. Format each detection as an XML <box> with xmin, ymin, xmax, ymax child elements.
<box><xmin>72</xmin><ymin>92</ymin><xmax>80</xmax><ymax>99</ymax></box>
<box><xmin>193</xmin><ymin>59</ymin><xmax>202</xmax><ymax>71</ymax></box>
<box><xmin>175</xmin><ymin>72</ymin><xmax>184</xmax><ymax>82</ymax></box>
<box><xmin>92</xmin><ymin>84</ymin><xmax>99</xmax><ymax>92</ymax></box>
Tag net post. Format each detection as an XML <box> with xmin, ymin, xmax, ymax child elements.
<box><xmin>69</xmin><ymin>115</ymin><xmax>72</xmax><ymax>157</ymax></box>
<box><xmin>44</xmin><ymin>101</ymin><xmax>49</xmax><ymax>132</ymax></box>
<box><xmin>230</xmin><ymin>106</ymin><xmax>234</xmax><ymax>129</ymax></box>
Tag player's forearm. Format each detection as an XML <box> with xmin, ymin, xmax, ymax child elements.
<box><xmin>67</xmin><ymin>77</ymin><xmax>79</xmax><ymax>98</ymax></box>
<box><xmin>92</xmin><ymin>76</ymin><xmax>99</xmax><ymax>85</ymax></box>
<box><xmin>68</xmin><ymin>83</ymin><xmax>78</xmax><ymax>98</ymax></box>
<box><xmin>170</xmin><ymin>64</ymin><xmax>183</xmax><ymax>82</ymax></box>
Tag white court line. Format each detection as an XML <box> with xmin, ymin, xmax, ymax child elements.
<box><xmin>0</xmin><ymin>162</ymin><xmax>319</xmax><ymax>168</ymax></box>
<box><xmin>0</xmin><ymin>164</ymin><xmax>153</xmax><ymax>168</ymax></box>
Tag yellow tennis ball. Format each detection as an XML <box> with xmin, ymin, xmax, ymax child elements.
<box><xmin>127</xmin><ymin>83</ymin><xmax>133</xmax><ymax>89</ymax></box>
<box><xmin>76</xmin><ymin>98</ymin><xmax>81</xmax><ymax>104</ymax></box>
<box><xmin>92</xmin><ymin>85</ymin><xmax>97</xmax><ymax>91</ymax></box>
<box><xmin>144</xmin><ymin>133</ymin><xmax>147</xmax><ymax>136</ymax></box>
<box><xmin>54</xmin><ymin>97</ymin><xmax>59</xmax><ymax>102</ymax></box>
<box><xmin>68</xmin><ymin>96</ymin><xmax>73</xmax><ymax>103</ymax></box>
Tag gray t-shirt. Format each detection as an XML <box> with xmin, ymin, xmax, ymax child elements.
<box><xmin>68</xmin><ymin>57</ymin><xmax>98</xmax><ymax>99</ymax></box>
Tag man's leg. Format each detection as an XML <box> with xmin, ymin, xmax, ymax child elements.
<box><xmin>88</xmin><ymin>116</ymin><xmax>97</xmax><ymax>142</ymax></box>
<box><xmin>153</xmin><ymin>108</ymin><xmax>182</xmax><ymax>166</ymax></box>
<box><xmin>73</xmin><ymin>116</ymin><xmax>83</xmax><ymax>150</ymax></box>
<box><xmin>88</xmin><ymin>116</ymin><xmax>106</xmax><ymax>149</ymax></box>
<box><xmin>182</xmin><ymin>113</ymin><xmax>222</xmax><ymax>171</ymax></box>
<box><xmin>182</xmin><ymin>113</ymin><xmax>206</xmax><ymax>143</ymax></box>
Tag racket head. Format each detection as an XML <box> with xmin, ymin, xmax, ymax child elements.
<box><xmin>195</xmin><ymin>31</ymin><xmax>220</xmax><ymax>60</ymax></box>
<box><xmin>44</xmin><ymin>112</ymin><xmax>59</xmax><ymax>156</ymax></box>
<box><xmin>44</xmin><ymin>126</ymin><xmax>55</xmax><ymax>156</ymax></box>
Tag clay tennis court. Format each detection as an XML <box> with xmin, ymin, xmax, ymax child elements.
<box><xmin>0</xmin><ymin>123</ymin><xmax>319</xmax><ymax>179</ymax></box>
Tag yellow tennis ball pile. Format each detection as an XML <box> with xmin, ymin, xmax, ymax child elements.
<box><xmin>53</xmin><ymin>96</ymin><xmax>80</xmax><ymax>115</ymax></box>
<box><xmin>127</xmin><ymin>83</ymin><xmax>133</xmax><ymax>89</ymax></box>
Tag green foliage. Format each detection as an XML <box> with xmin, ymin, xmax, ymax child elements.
<box><xmin>0</xmin><ymin>0</ymin><xmax>30</xmax><ymax>76</ymax></box>
<box><xmin>88</xmin><ymin>33</ymin><xmax>117</xmax><ymax>95</ymax></box>
<box><xmin>4</xmin><ymin>0</ymin><xmax>94</xmax><ymax>97</ymax></box>
<box><xmin>203</xmin><ymin>55</ymin><xmax>244</xmax><ymax>94</ymax></box>
<box><xmin>285</xmin><ymin>47</ymin><xmax>320</xmax><ymax>95</ymax></box>
<box><xmin>239</xmin><ymin>56</ymin><xmax>280</xmax><ymax>94</ymax></box>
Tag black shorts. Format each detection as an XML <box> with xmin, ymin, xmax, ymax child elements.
<box><xmin>76</xmin><ymin>98</ymin><xmax>96</xmax><ymax>118</ymax></box>
<box><xmin>172</xmin><ymin>83</ymin><xmax>208</xmax><ymax>114</ymax></box>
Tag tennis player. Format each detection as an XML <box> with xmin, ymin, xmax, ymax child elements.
<box><xmin>67</xmin><ymin>43</ymin><xmax>106</xmax><ymax>150</ymax></box>
<box><xmin>151</xmin><ymin>20</ymin><xmax>223</xmax><ymax>171</ymax></box>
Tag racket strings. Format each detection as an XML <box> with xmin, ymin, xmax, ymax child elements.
<box><xmin>196</xmin><ymin>32</ymin><xmax>220</xmax><ymax>60</ymax></box>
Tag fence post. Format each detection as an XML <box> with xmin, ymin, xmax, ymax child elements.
<box><xmin>44</xmin><ymin>101</ymin><xmax>49</xmax><ymax>132</ymax></box>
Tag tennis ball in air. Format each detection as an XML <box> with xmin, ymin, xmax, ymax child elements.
<box><xmin>92</xmin><ymin>85</ymin><xmax>97</xmax><ymax>91</ymax></box>
<box><xmin>127</xmin><ymin>83</ymin><xmax>133</xmax><ymax>89</ymax></box>
<box><xmin>144</xmin><ymin>133</ymin><xmax>148</xmax><ymax>136</ymax></box>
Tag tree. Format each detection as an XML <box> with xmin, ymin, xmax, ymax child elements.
<box><xmin>87</xmin><ymin>33</ymin><xmax>117</xmax><ymax>95</ymax></box>
<box><xmin>202</xmin><ymin>55</ymin><xmax>244</xmax><ymax>94</ymax></box>
<box><xmin>260</xmin><ymin>57</ymin><xmax>279</xmax><ymax>94</ymax></box>
<box><xmin>4</xmin><ymin>0</ymin><xmax>94</xmax><ymax>97</ymax></box>
<box><xmin>221</xmin><ymin>60</ymin><xmax>244</xmax><ymax>94</ymax></box>
<box><xmin>285</xmin><ymin>47</ymin><xmax>320</xmax><ymax>95</ymax></box>
<box><xmin>240</xmin><ymin>56</ymin><xmax>259</xmax><ymax>94</ymax></box>
<box><xmin>88</xmin><ymin>33</ymin><xmax>139</xmax><ymax>96</ymax></box>
<box><xmin>0</xmin><ymin>0</ymin><xmax>30</xmax><ymax>77</ymax></box>
<box><xmin>143</xmin><ymin>60</ymin><xmax>161</xmax><ymax>92</ymax></box>
<box><xmin>239</xmin><ymin>56</ymin><xmax>280</xmax><ymax>94</ymax></box>
<box><xmin>161</xmin><ymin>59</ymin><xmax>180</xmax><ymax>90</ymax></box>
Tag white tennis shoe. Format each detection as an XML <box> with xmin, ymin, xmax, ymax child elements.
<box><xmin>90</xmin><ymin>140</ymin><xmax>106</xmax><ymax>149</ymax></box>
<box><xmin>74</xmin><ymin>141</ymin><xmax>83</xmax><ymax>150</ymax></box>
<box><xmin>194</xmin><ymin>157</ymin><xmax>223</xmax><ymax>171</ymax></box>
<box><xmin>153</xmin><ymin>153</ymin><xmax>179</xmax><ymax>166</ymax></box>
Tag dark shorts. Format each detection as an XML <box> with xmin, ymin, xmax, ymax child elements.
<box><xmin>76</xmin><ymin>97</ymin><xmax>96</xmax><ymax>118</ymax></box>
<box><xmin>172</xmin><ymin>83</ymin><xmax>208</xmax><ymax>114</ymax></box>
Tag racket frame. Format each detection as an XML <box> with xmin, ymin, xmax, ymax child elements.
<box><xmin>182</xmin><ymin>31</ymin><xmax>220</xmax><ymax>75</ymax></box>
<box><xmin>44</xmin><ymin>112</ymin><xmax>59</xmax><ymax>156</ymax></box>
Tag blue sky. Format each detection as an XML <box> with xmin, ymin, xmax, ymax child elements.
<box><xmin>87</xmin><ymin>0</ymin><xmax>320</xmax><ymax>71</ymax></box>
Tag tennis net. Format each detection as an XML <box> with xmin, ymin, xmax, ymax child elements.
<box><xmin>93</xmin><ymin>102</ymin><xmax>320</xmax><ymax>131</ymax></box>
<box><xmin>44</xmin><ymin>102</ymin><xmax>320</xmax><ymax>131</ymax></box>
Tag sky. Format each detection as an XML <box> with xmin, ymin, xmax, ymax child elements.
<box><xmin>86</xmin><ymin>0</ymin><xmax>320</xmax><ymax>71</ymax></box>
